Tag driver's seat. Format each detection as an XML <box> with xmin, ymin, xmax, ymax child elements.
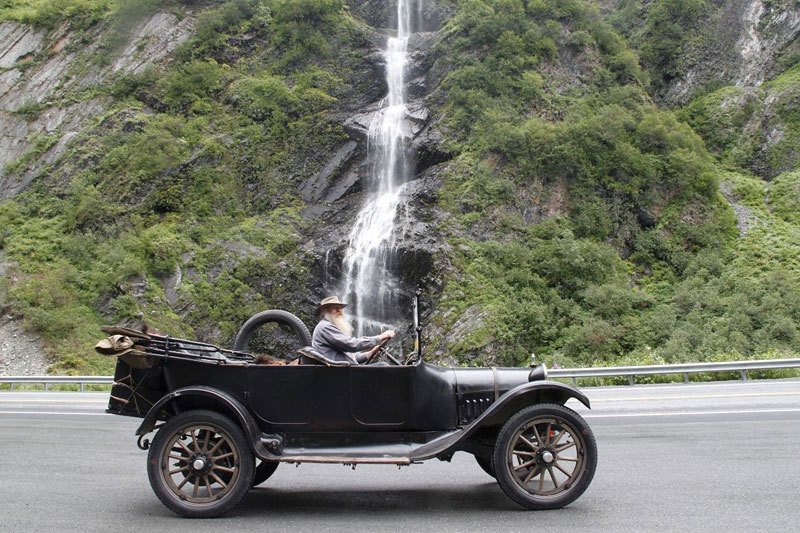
<box><xmin>297</xmin><ymin>347</ymin><xmax>351</xmax><ymax>367</ymax></box>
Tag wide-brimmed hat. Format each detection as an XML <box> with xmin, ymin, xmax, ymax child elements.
<box><xmin>318</xmin><ymin>296</ymin><xmax>348</xmax><ymax>310</ymax></box>
<box><xmin>95</xmin><ymin>334</ymin><xmax>135</xmax><ymax>355</ymax></box>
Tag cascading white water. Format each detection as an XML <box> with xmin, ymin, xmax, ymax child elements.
<box><xmin>340</xmin><ymin>1</ymin><xmax>418</xmax><ymax>335</ymax></box>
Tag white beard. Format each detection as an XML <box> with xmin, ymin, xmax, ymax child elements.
<box><xmin>325</xmin><ymin>311</ymin><xmax>354</xmax><ymax>337</ymax></box>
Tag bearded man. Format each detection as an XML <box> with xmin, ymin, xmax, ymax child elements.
<box><xmin>311</xmin><ymin>296</ymin><xmax>395</xmax><ymax>365</ymax></box>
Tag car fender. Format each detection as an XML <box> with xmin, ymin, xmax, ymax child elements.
<box><xmin>411</xmin><ymin>380</ymin><xmax>590</xmax><ymax>461</ymax></box>
<box><xmin>475</xmin><ymin>380</ymin><xmax>590</xmax><ymax>429</ymax></box>
<box><xmin>135</xmin><ymin>385</ymin><xmax>280</xmax><ymax>460</ymax></box>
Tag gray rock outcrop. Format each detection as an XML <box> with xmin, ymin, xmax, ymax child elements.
<box><xmin>665</xmin><ymin>0</ymin><xmax>800</xmax><ymax>106</ymax></box>
<box><xmin>0</xmin><ymin>12</ymin><xmax>195</xmax><ymax>199</ymax></box>
<box><xmin>0</xmin><ymin>22</ymin><xmax>44</xmax><ymax>68</ymax></box>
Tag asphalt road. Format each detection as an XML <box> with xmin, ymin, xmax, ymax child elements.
<box><xmin>1</xmin><ymin>379</ymin><xmax>799</xmax><ymax>532</ymax></box>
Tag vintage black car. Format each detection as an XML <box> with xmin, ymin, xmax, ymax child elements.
<box><xmin>104</xmin><ymin>302</ymin><xmax>597</xmax><ymax>518</ymax></box>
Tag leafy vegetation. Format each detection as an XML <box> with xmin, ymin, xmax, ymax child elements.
<box><xmin>0</xmin><ymin>0</ymin><xmax>115</xmax><ymax>28</ymax></box>
<box><xmin>429</xmin><ymin>0</ymin><xmax>798</xmax><ymax>368</ymax></box>
<box><xmin>637</xmin><ymin>0</ymin><xmax>707</xmax><ymax>95</ymax></box>
<box><xmin>1</xmin><ymin>0</ymin><xmax>798</xmax><ymax>374</ymax></box>
<box><xmin>0</xmin><ymin>0</ymin><xmax>358</xmax><ymax>373</ymax></box>
<box><xmin>680</xmin><ymin>64</ymin><xmax>800</xmax><ymax>178</ymax></box>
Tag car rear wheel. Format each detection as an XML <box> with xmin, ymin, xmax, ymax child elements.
<box><xmin>493</xmin><ymin>403</ymin><xmax>597</xmax><ymax>510</ymax></box>
<box><xmin>147</xmin><ymin>410</ymin><xmax>254</xmax><ymax>518</ymax></box>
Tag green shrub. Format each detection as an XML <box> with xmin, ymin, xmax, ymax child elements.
<box><xmin>0</xmin><ymin>0</ymin><xmax>114</xmax><ymax>27</ymax></box>
<box><xmin>227</xmin><ymin>73</ymin><xmax>298</xmax><ymax>125</ymax></box>
<box><xmin>769</xmin><ymin>171</ymin><xmax>800</xmax><ymax>225</ymax></box>
<box><xmin>638</xmin><ymin>0</ymin><xmax>708</xmax><ymax>93</ymax></box>
<box><xmin>133</xmin><ymin>223</ymin><xmax>190</xmax><ymax>275</ymax></box>
<box><xmin>680</xmin><ymin>86</ymin><xmax>760</xmax><ymax>157</ymax></box>
<box><xmin>4</xmin><ymin>134</ymin><xmax>59</xmax><ymax>175</ymax></box>
<box><xmin>158</xmin><ymin>59</ymin><xmax>231</xmax><ymax>112</ymax></box>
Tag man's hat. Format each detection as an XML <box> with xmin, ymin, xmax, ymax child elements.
<box><xmin>318</xmin><ymin>296</ymin><xmax>348</xmax><ymax>310</ymax></box>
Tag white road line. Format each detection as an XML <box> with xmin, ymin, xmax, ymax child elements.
<box><xmin>0</xmin><ymin>399</ymin><xmax>107</xmax><ymax>404</ymax></box>
<box><xmin>0</xmin><ymin>410</ymin><xmax>110</xmax><ymax>416</ymax></box>
<box><xmin>584</xmin><ymin>408</ymin><xmax>800</xmax><ymax>418</ymax></box>
<box><xmin>589</xmin><ymin>391</ymin><xmax>800</xmax><ymax>402</ymax></box>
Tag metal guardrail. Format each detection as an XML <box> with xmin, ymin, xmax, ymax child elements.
<box><xmin>548</xmin><ymin>358</ymin><xmax>800</xmax><ymax>385</ymax></box>
<box><xmin>0</xmin><ymin>375</ymin><xmax>112</xmax><ymax>391</ymax></box>
<box><xmin>1</xmin><ymin>358</ymin><xmax>799</xmax><ymax>390</ymax></box>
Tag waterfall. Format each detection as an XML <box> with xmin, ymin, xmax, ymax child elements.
<box><xmin>340</xmin><ymin>1</ymin><xmax>418</xmax><ymax>335</ymax></box>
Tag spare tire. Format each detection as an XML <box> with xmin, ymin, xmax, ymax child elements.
<box><xmin>232</xmin><ymin>309</ymin><xmax>312</xmax><ymax>354</ymax></box>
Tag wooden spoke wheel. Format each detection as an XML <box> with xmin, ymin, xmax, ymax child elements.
<box><xmin>147</xmin><ymin>410</ymin><xmax>254</xmax><ymax>518</ymax></box>
<box><xmin>493</xmin><ymin>404</ymin><xmax>597</xmax><ymax>510</ymax></box>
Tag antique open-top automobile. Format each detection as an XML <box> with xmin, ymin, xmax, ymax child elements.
<box><xmin>104</xmin><ymin>296</ymin><xmax>597</xmax><ymax>518</ymax></box>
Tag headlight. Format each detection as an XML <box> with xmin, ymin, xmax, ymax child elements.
<box><xmin>528</xmin><ymin>363</ymin><xmax>548</xmax><ymax>382</ymax></box>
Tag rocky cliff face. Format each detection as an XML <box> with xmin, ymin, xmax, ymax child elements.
<box><xmin>299</xmin><ymin>24</ymin><xmax>450</xmax><ymax>295</ymax></box>
<box><xmin>233</xmin><ymin>0</ymin><xmax>454</xmax><ymax>332</ymax></box>
<box><xmin>622</xmin><ymin>0</ymin><xmax>800</xmax><ymax>179</ymax></box>
<box><xmin>600</xmin><ymin>0</ymin><xmax>800</xmax><ymax>175</ymax></box>
<box><xmin>0</xmin><ymin>13</ymin><xmax>195</xmax><ymax>197</ymax></box>
<box><xmin>0</xmin><ymin>0</ymin><xmax>457</xmax><ymax>371</ymax></box>
<box><xmin>666</xmin><ymin>0</ymin><xmax>800</xmax><ymax>105</ymax></box>
<box><xmin>600</xmin><ymin>0</ymin><xmax>800</xmax><ymax>107</ymax></box>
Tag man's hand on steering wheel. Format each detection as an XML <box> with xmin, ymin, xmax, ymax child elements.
<box><xmin>364</xmin><ymin>330</ymin><xmax>397</xmax><ymax>365</ymax></box>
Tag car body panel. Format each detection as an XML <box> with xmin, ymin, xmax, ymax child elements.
<box><xmin>121</xmin><ymin>355</ymin><xmax>588</xmax><ymax>463</ymax></box>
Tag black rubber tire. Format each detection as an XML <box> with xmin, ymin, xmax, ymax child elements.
<box><xmin>147</xmin><ymin>410</ymin><xmax>255</xmax><ymax>518</ymax></box>
<box><xmin>475</xmin><ymin>454</ymin><xmax>496</xmax><ymax>479</ymax></box>
<box><xmin>493</xmin><ymin>403</ymin><xmax>597</xmax><ymax>511</ymax></box>
<box><xmin>251</xmin><ymin>460</ymin><xmax>279</xmax><ymax>487</ymax></box>
<box><xmin>232</xmin><ymin>310</ymin><xmax>312</xmax><ymax>352</ymax></box>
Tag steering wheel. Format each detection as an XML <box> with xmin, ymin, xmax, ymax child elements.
<box><xmin>402</xmin><ymin>351</ymin><xmax>419</xmax><ymax>365</ymax></box>
<box><xmin>364</xmin><ymin>338</ymin><xmax>404</xmax><ymax>365</ymax></box>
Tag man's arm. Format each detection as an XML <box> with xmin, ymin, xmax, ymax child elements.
<box><xmin>318</xmin><ymin>323</ymin><xmax>382</xmax><ymax>353</ymax></box>
<box><xmin>354</xmin><ymin>344</ymin><xmax>383</xmax><ymax>364</ymax></box>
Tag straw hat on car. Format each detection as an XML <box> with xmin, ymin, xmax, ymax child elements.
<box><xmin>94</xmin><ymin>334</ymin><xmax>152</xmax><ymax>368</ymax></box>
<box><xmin>95</xmin><ymin>334</ymin><xmax>134</xmax><ymax>355</ymax></box>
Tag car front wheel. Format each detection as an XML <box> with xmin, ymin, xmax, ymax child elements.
<box><xmin>147</xmin><ymin>410</ymin><xmax>255</xmax><ymax>518</ymax></box>
<box><xmin>493</xmin><ymin>403</ymin><xmax>597</xmax><ymax>510</ymax></box>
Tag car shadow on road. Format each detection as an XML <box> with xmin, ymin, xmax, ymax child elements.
<box><xmin>241</xmin><ymin>482</ymin><xmax>518</xmax><ymax>517</ymax></box>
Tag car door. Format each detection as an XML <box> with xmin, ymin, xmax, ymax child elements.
<box><xmin>247</xmin><ymin>365</ymin><xmax>351</xmax><ymax>428</ymax></box>
<box><xmin>349</xmin><ymin>365</ymin><xmax>414</xmax><ymax>427</ymax></box>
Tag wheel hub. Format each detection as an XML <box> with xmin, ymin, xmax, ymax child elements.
<box><xmin>190</xmin><ymin>455</ymin><xmax>210</xmax><ymax>474</ymax></box>
<box><xmin>539</xmin><ymin>449</ymin><xmax>555</xmax><ymax>465</ymax></box>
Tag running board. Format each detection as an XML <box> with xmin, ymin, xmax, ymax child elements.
<box><xmin>278</xmin><ymin>456</ymin><xmax>412</xmax><ymax>465</ymax></box>
<box><xmin>255</xmin><ymin>429</ymin><xmax>468</xmax><ymax>463</ymax></box>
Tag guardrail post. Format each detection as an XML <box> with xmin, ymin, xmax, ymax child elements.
<box><xmin>684</xmin><ymin>373</ymin><xmax>689</xmax><ymax>384</ymax></box>
<box><xmin>80</xmin><ymin>382</ymin><xmax>85</xmax><ymax>392</ymax></box>
<box><xmin>741</xmin><ymin>370</ymin><xmax>747</xmax><ymax>381</ymax></box>
<box><xmin>44</xmin><ymin>382</ymin><xmax>48</xmax><ymax>392</ymax></box>
<box><xmin>628</xmin><ymin>376</ymin><xmax>634</xmax><ymax>386</ymax></box>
